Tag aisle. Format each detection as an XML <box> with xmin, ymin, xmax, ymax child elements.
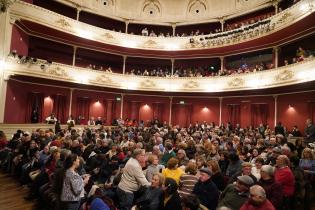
<box><xmin>0</xmin><ymin>173</ymin><xmax>36</xmax><ymax>210</ymax></box>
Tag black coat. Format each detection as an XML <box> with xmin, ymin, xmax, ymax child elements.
<box><xmin>193</xmin><ymin>179</ymin><xmax>219</xmax><ymax>210</ymax></box>
<box><xmin>163</xmin><ymin>191</ymin><xmax>182</xmax><ymax>210</ymax></box>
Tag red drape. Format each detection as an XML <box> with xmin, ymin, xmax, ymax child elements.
<box><xmin>76</xmin><ymin>97</ymin><xmax>91</xmax><ymax>120</ymax></box>
<box><xmin>153</xmin><ymin>103</ymin><xmax>164</xmax><ymax>121</ymax></box>
<box><xmin>172</xmin><ymin>104</ymin><xmax>192</xmax><ymax>127</ymax></box>
<box><xmin>251</xmin><ymin>103</ymin><xmax>268</xmax><ymax>127</ymax></box>
<box><xmin>227</xmin><ymin>104</ymin><xmax>240</xmax><ymax>127</ymax></box>
<box><xmin>52</xmin><ymin>94</ymin><xmax>67</xmax><ymax>123</ymax></box>
<box><xmin>25</xmin><ymin>92</ymin><xmax>44</xmax><ymax>123</ymax></box>
<box><xmin>309</xmin><ymin>102</ymin><xmax>315</xmax><ymax>123</ymax></box>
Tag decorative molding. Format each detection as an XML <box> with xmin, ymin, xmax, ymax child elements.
<box><xmin>140</xmin><ymin>79</ymin><xmax>156</xmax><ymax>88</ymax></box>
<box><xmin>228</xmin><ymin>77</ymin><xmax>245</xmax><ymax>87</ymax></box>
<box><xmin>93</xmin><ymin>74</ymin><xmax>113</xmax><ymax>84</ymax></box>
<box><xmin>143</xmin><ymin>39</ymin><xmax>158</xmax><ymax>47</ymax></box>
<box><xmin>274</xmin><ymin>69</ymin><xmax>294</xmax><ymax>82</ymax></box>
<box><xmin>44</xmin><ymin>66</ymin><xmax>69</xmax><ymax>77</ymax></box>
<box><xmin>102</xmin><ymin>32</ymin><xmax>115</xmax><ymax>39</ymax></box>
<box><xmin>276</xmin><ymin>12</ymin><xmax>292</xmax><ymax>24</ymax></box>
<box><xmin>55</xmin><ymin>18</ymin><xmax>71</xmax><ymax>28</ymax></box>
<box><xmin>183</xmin><ymin>80</ymin><xmax>199</xmax><ymax>89</ymax></box>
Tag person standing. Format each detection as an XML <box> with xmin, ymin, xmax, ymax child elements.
<box><xmin>117</xmin><ymin>149</ymin><xmax>150</xmax><ymax>210</ymax></box>
<box><xmin>61</xmin><ymin>154</ymin><xmax>90</xmax><ymax>210</ymax></box>
<box><xmin>305</xmin><ymin>119</ymin><xmax>315</xmax><ymax>143</ymax></box>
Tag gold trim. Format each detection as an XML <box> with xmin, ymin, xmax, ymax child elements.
<box><xmin>55</xmin><ymin>18</ymin><xmax>71</xmax><ymax>28</ymax></box>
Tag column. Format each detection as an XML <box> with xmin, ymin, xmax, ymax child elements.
<box><xmin>273</xmin><ymin>95</ymin><xmax>278</xmax><ymax>127</ymax></box>
<box><xmin>171</xmin><ymin>58</ymin><xmax>175</xmax><ymax>75</ymax></box>
<box><xmin>72</xmin><ymin>46</ymin><xmax>77</xmax><ymax>66</ymax></box>
<box><xmin>169</xmin><ymin>97</ymin><xmax>173</xmax><ymax>125</ymax></box>
<box><xmin>0</xmin><ymin>13</ymin><xmax>15</xmax><ymax>123</ymax></box>
<box><xmin>220</xmin><ymin>56</ymin><xmax>224</xmax><ymax>73</ymax></box>
<box><xmin>273</xmin><ymin>46</ymin><xmax>279</xmax><ymax>68</ymax></box>
<box><xmin>76</xmin><ymin>7</ymin><xmax>81</xmax><ymax>21</ymax></box>
<box><xmin>273</xmin><ymin>2</ymin><xmax>279</xmax><ymax>14</ymax></box>
<box><xmin>120</xmin><ymin>94</ymin><xmax>124</xmax><ymax>119</ymax></box>
<box><xmin>125</xmin><ymin>20</ymin><xmax>129</xmax><ymax>33</ymax></box>
<box><xmin>68</xmin><ymin>88</ymin><xmax>74</xmax><ymax>116</ymax></box>
<box><xmin>106</xmin><ymin>100</ymin><xmax>113</xmax><ymax>125</ymax></box>
<box><xmin>122</xmin><ymin>55</ymin><xmax>127</xmax><ymax>74</ymax></box>
<box><xmin>171</xmin><ymin>23</ymin><xmax>176</xmax><ymax>36</ymax></box>
<box><xmin>219</xmin><ymin>18</ymin><xmax>225</xmax><ymax>31</ymax></box>
<box><xmin>219</xmin><ymin>97</ymin><xmax>223</xmax><ymax>125</ymax></box>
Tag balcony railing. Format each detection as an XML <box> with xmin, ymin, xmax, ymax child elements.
<box><xmin>9</xmin><ymin>0</ymin><xmax>315</xmax><ymax>51</ymax></box>
<box><xmin>3</xmin><ymin>56</ymin><xmax>315</xmax><ymax>93</ymax></box>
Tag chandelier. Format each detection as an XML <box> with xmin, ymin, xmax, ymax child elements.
<box><xmin>0</xmin><ymin>0</ymin><xmax>17</xmax><ymax>12</ymax></box>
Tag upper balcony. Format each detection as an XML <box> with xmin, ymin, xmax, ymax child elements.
<box><xmin>3</xmin><ymin>55</ymin><xmax>315</xmax><ymax>94</ymax></box>
<box><xmin>8</xmin><ymin>0</ymin><xmax>315</xmax><ymax>58</ymax></box>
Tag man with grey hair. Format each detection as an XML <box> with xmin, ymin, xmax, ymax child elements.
<box><xmin>240</xmin><ymin>185</ymin><xmax>275</xmax><ymax>210</ymax></box>
<box><xmin>117</xmin><ymin>149</ymin><xmax>150</xmax><ymax>210</ymax></box>
<box><xmin>258</xmin><ymin>165</ymin><xmax>283</xmax><ymax>209</ymax></box>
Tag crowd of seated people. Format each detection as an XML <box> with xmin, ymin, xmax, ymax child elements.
<box><xmin>283</xmin><ymin>47</ymin><xmax>315</xmax><ymax>66</ymax></box>
<box><xmin>221</xmin><ymin>61</ymin><xmax>274</xmax><ymax>76</ymax></box>
<box><xmin>0</xmin><ymin>115</ymin><xmax>315</xmax><ymax>210</ymax></box>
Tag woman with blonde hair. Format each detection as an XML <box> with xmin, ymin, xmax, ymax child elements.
<box><xmin>162</xmin><ymin>157</ymin><xmax>184</xmax><ymax>184</ymax></box>
<box><xmin>299</xmin><ymin>148</ymin><xmax>315</xmax><ymax>174</ymax></box>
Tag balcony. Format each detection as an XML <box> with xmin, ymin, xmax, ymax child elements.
<box><xmin>3</xmin><ymin>55</ymin><xmax>315</xmax><ymax>93</ymax></box>
<box><xmin>9</xmin><ymin>0</ymin><xmax>315</xmax><ymax>57</ymax></box>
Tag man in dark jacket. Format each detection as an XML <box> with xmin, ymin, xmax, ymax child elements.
<box><xmin>193</xmin><ymin>168</ymin><xmax>219</xmax><ymax>210</ymax></box>
<box><xmin>218</xmin><ymin>175</ymin><xmax>254</xmax><ymax>210</ymax></box>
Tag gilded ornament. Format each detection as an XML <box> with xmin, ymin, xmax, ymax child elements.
<box><xmin>94</xmin><ymin>75</ymin><xmax>113</xmax><ymax>84</ymax></box>
<box><xmin>276</xmin><ymin>12</ymin><xmax>292</xmax><ymax>24</ymax></box>
<box><xmin>183</xmin><ymin>80</ymin><xmax>199</xmax><ymax>89</ymax></box>
<box><xmin>55</xmin><ymin>18</ymin><xmax>71</xmax><ymax>28</ymax></box>
<box><xmin>140</xmin><ymin>79</ymin><xmax>156</xmax><ymax>88</ymax></box>
<box><xmin>103</xmin><ymin>33</ymin><xmax>114</xmax><ymax>39</ymax></box>
<box><xmin>143</xmin><ymin>40</ymin><xmax>158</xmax><ymax>48</ymax></box>
<box><xmin>228</xmin><ymin>78</ymin><xmax>244</xmax><ymax>87</ymax></box>
<box><xmin>275</xmin><ymin>69</ymin><xmax>294</xmax><ymax>81</ymax></box>
<box><xmin>45</xmin><ymin>66</ymin><xmax>68</xmax><ymax>77</ymax></box>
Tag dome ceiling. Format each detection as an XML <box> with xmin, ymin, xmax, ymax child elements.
<box><xmin>58</xmin><ymin>0</ymin><xmax>274</xmax><ymax>24</ymax></box>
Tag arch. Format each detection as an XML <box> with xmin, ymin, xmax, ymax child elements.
<box><xmin>187</xmin><ymin>0</ymin><xmax>207</xmax><ymax>15</ymax></box>
<box><xmin>141</xmin><ymin>0</ymin><xmax>162</xmax><ymax>17</ymax></box>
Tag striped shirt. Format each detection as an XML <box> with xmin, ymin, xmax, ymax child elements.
<box><xmin>178</xmin><ymin>174</ymin><xmax>198</xmax><ymax>197</ymax></box>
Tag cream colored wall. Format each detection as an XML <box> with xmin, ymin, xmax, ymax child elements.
<box><xmin>58</xmin><ymin>0</ymin><xmax>273</xmax><ymax>24</ymax></box>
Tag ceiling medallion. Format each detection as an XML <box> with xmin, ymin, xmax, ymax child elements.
<box><xmin>183</xmin><ymin>80</ymin><xmax>199</xmax><ymax>89</ymax></box>
<box><xmin>93</xmin><ymin>75</ymin><xmax>113</xmax><ymax>84</ymax></box>
<box><xmin>140</xmin><ymin>79</ymin><xmax>156</xmax><ymax>88</ymax></box>
<box><xmin>228</xmin><ymin>78</ymin><xmax>244</xmax><ymax>87</ymax></box>
<box><xmin>55</xmin><ymin>18</ymin><xmax>71</xmax><ymax>28</ymax></box>
<box><xmin>43</xmin><ymin>66</ymin><xmax>68</xmax><ymax>77</ymax></box>
<box><xmin>275</xmin><ymin>69</ymin><xmax>294</xmax><ymax>82</ymax></box>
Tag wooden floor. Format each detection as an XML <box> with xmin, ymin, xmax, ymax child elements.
<box><xmin>0</xmin><ymin>173</ymin><xmax>36</xmax><ymax>210</ymax></box>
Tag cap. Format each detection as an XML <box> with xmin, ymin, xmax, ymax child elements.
<box><xmin>237</xmin><ymin>175</ymin><xmax>254</xmax><ymax>186</ymax></box>
<box><xmin>199</xmin><ymin>168</ymin><xmax>212</xmax><ymax>177</ymax></box>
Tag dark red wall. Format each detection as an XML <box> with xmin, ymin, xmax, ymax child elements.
<box><xmin>10</xmin><ymin>25</ymin><xmax>29</xmax><ymax>56</ymax></box>
<box><xmin>278</xmin><ymin>92</ymin><xmax>315</xmax><ymax>132</ymax></box>
<box><xmin>4</xmin><ymin>79</ymin><xmax>315</xmax><ymax>133</ymax></box>
<box><xmin>5</xmin><ymin>80</ymin><xmax>70</xmax><ymax>123</ymax></box>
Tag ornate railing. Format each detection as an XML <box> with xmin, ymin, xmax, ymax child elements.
<box><xmin>9</xmin><ymin>0</ymin><xmax>315</xmax><ymax>51</ymax></box>
<box><xmin>3</xmin><ymin>56</ymin><xmax>315</xmax><ymax>92</ymax></box>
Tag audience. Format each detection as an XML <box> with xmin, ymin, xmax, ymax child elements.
<box><xmin>0</xmin><ymin>117</ymin><xmax>314</xmax><ymax>210</ymax></box>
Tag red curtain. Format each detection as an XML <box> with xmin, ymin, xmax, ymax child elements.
<box><xmin>251</xmin><ymin>103</ymin><xmax>268</xmax><ymax>127</ymax></box>
<box><xmin>227</xmin><ymin>104</ymin><xmax>240</xmax><ymax>127</ymax></box>
<box><xmin>25</xmin><ymin>92</ymin><xmax>44</xmax><ymax>123</ymax></box>
<box><xmin>309</xmin><ymin>102</ymin><xmax>315</xmax><ymax>123</ymax></box>
<box><xmin>76</xmin><ymin>97</ymin><xmax>91</xmax><ymax>119</ymax></box>
<box><xmin>153</xmin><ymin>103</ymin><xmax>164</xmax><ymax>121</ymax></box>
<box><xmin>52</xmin><ymin>94</ymin><xmax>67</xmax><ymax>123</ymax></box>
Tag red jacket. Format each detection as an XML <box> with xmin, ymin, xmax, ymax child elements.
<box><xmin>274</xmin><ymin>166</ymin><xmax>295</xmax><ymax>197</ymax></box>
<box><xmin>240</xmin><ymin>199</ymin><xmax>275</xmax><ymax>210</ymax></box>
